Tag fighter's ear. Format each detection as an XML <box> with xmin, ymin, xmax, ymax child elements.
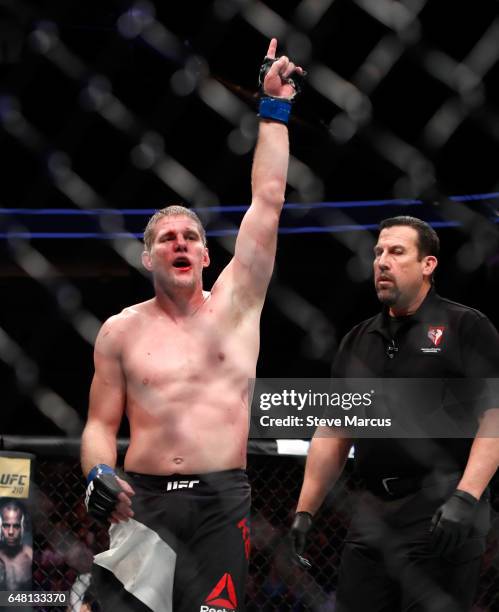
<box><xmin>202</xmin><ymin>246</ymin><xmax>210</xmax><ymax>268</ymax></box>
<box><xmin>142</xmin><ymin>250</ymin><xmax>153</xmax><ymax>272</ymax></box>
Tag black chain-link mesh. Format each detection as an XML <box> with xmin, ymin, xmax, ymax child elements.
<box><xmin>2</xmin><ymin>1</ymin><xmax>499</xmax><ymax>440</ymax></box>
<box><xmin>1</xmin><ymin>3</ymin><xmax>498</xmax><ymax>609</ymax></box>
<box><xmin>29</xmin><ymin>456</ymin><xmax>499</xmax><ymax>611</ymax></box>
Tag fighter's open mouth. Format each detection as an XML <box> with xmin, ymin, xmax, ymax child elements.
<box><xmin>173</xmin><ymin>258</ymin><xmax>191</xmax><ymax>268</ymax></box>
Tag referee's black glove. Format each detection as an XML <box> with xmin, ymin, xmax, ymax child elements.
<box><xmin>429</xmin><ymin>489</ymin><xmax>479</xmax><ymax>556</ymax></box>
<box><xmin>290</xmin><ymin>511</ymin><xmax>313</xmax><ymax>569</ymax></box>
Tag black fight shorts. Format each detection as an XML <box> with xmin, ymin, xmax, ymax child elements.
<box><xmin>92</xmin><ymin>469</ymin><xmax>251</xmax><ymax>612</ymax></box>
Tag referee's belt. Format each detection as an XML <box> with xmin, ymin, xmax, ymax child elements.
<box><xmin>365</xmin><ymin>471</ymin><xmax>463</xmax><ymax>499</ymax></box>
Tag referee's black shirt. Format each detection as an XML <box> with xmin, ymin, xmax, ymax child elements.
<box><xmin>332</xmin><ymin>287</ymin><xmax>499</xmax><ymax>480</ymax></box>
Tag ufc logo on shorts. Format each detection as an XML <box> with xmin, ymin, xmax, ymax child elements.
<box><xmin>166</xmin><ymin>480</ymin><xmax>200</xmax><ymax>491</ymax></box>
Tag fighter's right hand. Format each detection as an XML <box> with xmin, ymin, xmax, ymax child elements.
<box><xmin>85</xmin><ymin>464</ymin><xmax>135</xmax><ymax>524</ymax></box>
<box><xmin>259</xmin><ymin>38</ymin><xmax>305</xmax><ymax>101</ymax></box>
<box><xmin>290</xmin><ymin>511</ymin><xmax>313</xmax><ymax>569</ymax></box>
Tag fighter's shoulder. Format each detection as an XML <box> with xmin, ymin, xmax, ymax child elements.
<box><xmin>103</xmin><ymin>300</ymin><xmax>152</xmax><ymax>328</ymax></box>
<box><xmin>21</xmin><ymin>544</ymin><xmax>33</xmax><ymax>559</ymax></box>
<box><xmin>96</xmin><ymin>301</ymin><xmax>151</xmax><ymax>347</ymax></box>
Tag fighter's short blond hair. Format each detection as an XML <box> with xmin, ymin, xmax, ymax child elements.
<box><xmin>143</xmin><ymin>205</ymin><xmax>206</xmax><ymax>251</ymax></box>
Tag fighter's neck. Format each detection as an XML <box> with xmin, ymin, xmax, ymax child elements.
<box><xmin>153</xmin><ymin>287</ymin><xmax>209</xmax><ymax>319</ymax></box>
<box><xmin>1</xmin><ymin>545</ymin><xmax>22</xmax><ymax>558</ymax></box>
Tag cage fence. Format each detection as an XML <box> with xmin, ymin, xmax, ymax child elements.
<box><xmin>2</xmin><ymin>1</ymin><xmax>499</xmax><ymax>440</ymax></box>
<box><xmin>1</xmin><ymin>2</ymin><xmax>499</xmax><ymax>610</ymax></box>
<box><xmin>2</xmin><ymin>439</ymin><xmax>495</xmax><ymax>612</ymax></box>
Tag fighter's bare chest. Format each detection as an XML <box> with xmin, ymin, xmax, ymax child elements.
<box><xmin>121</xmin><ymin>313</ymin><xmax>236</xmax><ymax>384</ymax></box>
<box><xmin>2</xmin><ymin>553</ymin><xmax>30</xmax><ymax>587</ymax></box>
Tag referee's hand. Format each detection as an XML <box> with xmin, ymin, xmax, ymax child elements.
<box><xmin>290</xmin><ymin>511</ymin><xmax>313</xmax><ymax>569</ymax></box>
<box><xmin>429</xmin><ymin>489</ymin><xmax>479</xmax><ymax>556</ymax></box>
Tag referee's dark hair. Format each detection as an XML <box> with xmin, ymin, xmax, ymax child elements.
<box><xmin>379</xmin><ymin>216</ymin><xmax>440</xmax><ymax>260</ymax></box>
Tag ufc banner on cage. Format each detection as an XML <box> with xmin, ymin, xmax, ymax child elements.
<box><xmin>0</xmin><ymin>451</ymin><xmax>34</xmax><ymax>605</ymax></box>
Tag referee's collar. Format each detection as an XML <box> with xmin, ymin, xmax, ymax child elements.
<box><xmin>366</xmin><ymin>286</ymin><xmax>441</xmax><ymax>335</ymax></box>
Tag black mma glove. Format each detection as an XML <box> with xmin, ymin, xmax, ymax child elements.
<box><xmin>257</xmin><ymin>40</ymin><xmax>306</xmax><ymax>124</ymax></box>
<box><xmin>290</xmin><ymin>511</ymin><xmax>313</xmax><ymax>569</ymax></box>
<box><xmin>85</xmin><ymin>464</ymin><xmax>123</xmax><ymax>523</ymax></box>
<box><xmin>258</xmin><ymin>57</ymin><xmax>305</xmax><ymax>99</ymax></box>
<box><xmin>429</xmin><ymin>489</ymin><xmax>479</xmax><ymax>556</ymax></box>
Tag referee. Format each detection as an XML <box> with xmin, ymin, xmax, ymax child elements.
<box><xmin>292</xmin><ymin>216</ymin><xmax>499</xmax><ymax>612</ymax></box>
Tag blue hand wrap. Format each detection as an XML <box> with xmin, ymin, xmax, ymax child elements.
<box><xmin>258</xmin><ymin>96</ymin><xmax>292</xmax><ymax>124</ymax></box>
<box><xmin>87</xmin><ymin>463</ymin><xmax>115</xmax><ymax>484</ymax></box>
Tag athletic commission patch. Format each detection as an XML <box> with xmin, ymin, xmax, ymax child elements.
<box><xmin>421</xmin><ymin>326</ymin><xmax>446</xmax><ymax>353</ymax></box>
<box><xmin>428</xmin><ymin>326</ymin><xmax>445</xmax><ymax>346</ymax></box>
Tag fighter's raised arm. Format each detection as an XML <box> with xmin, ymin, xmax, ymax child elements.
<box><xmin>217</xmin><ymin>38</ymin><xmax>304</xmax><ymax>308</ymax></box>
<box><xmin>81</xmin><ymin>37</ymin><xmax>306</xmax><ymax>611</ymax></box>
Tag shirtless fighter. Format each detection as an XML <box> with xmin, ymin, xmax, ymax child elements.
<box><xmin>81</xmin><ymin>39</ymin><xmax>303</xmax><ymax>612</ymax></box>
<box><xmin>0</xmin><ymin>501</ymin><xmax>32</xmax><ymax>591</ymax></box>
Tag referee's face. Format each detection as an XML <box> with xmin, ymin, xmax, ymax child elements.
<box><xmin>373</xmin><ymin>226</ymin><xmax>434</xmax><ymax>315</ymax></box>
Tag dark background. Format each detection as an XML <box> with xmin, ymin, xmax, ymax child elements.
<box><xmin>1</xmin><ymin>0</ymin><xmax>499</xmax><ymax>436</ymax></box>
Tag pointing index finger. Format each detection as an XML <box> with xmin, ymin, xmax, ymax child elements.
<box><xmin>266</xmin><ymin>38</ymin><xmax>277</xmax><ymax>59</ymax></box>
